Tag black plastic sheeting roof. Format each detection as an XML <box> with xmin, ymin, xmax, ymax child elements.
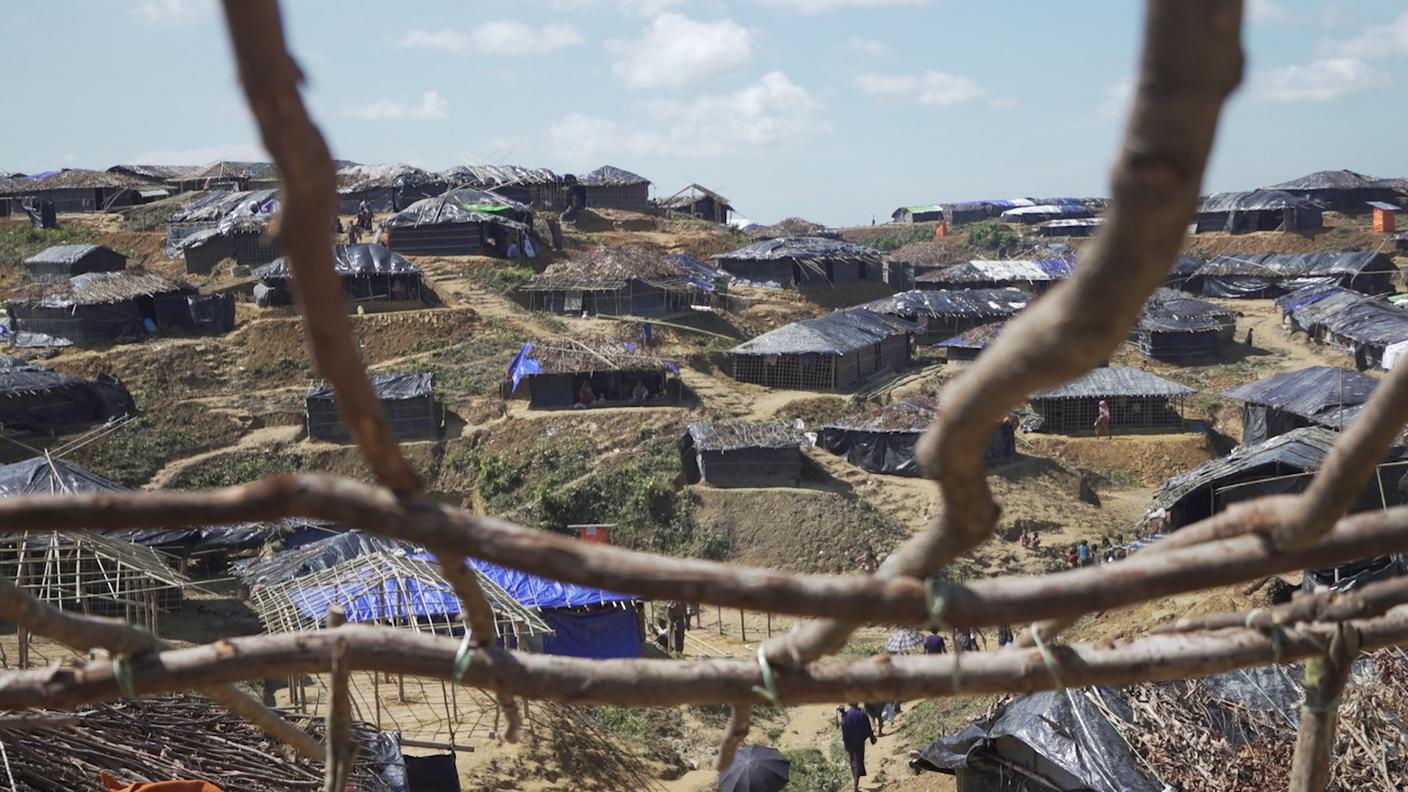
<box><xmin>577</xmin><ymin>165</ymin><xmax>649</xmax><ymax>186</ymax></box>
<box><xmin>1138</xmin><ymin>287</ymin><xmax>1235</xmax><ymax>333</ymax></box>
<box><xmin>1152</xmin><ymin>426</ymin><xmax>1346</xmax><ymax>510</ymax></box>
<box><xmin>862</xmin><ymin>288</ymin><xmax>1030</xmax><ymax>319</ymax></box>
<box><xmin>713</xmin><ymin>236</ymin><xmax>884</xmax><ymax>264</ymax></box>
<box><xmin>685</xmin><ymin>420</ymin><xmax>806</xmax><ymax>451</ymax></box>
<box><xmin>168</xmin><ymin>189</ymin><xmax>280</xmax><ymax>224</ymax></box>
<box><xmin>1197</xmin><ymin>190</ymin><xmax>1323</xmax><ymax>212</ymax></box>
<box><xmin>307</xmin><ymin>372</ymin><xmax>432</xmax><ymax>403</ymax></box>
<box><xmin>257</xmin><ymin>244</ymin><xmax>420</xmax><ymax>282</ymax></box>
<box><xmin>24</xmin><ymin>244</ymin><xmax>122</xmax><ymax>265</ymax></box>
<box><xmin>729</xmin><ymin>308</ymin><xmax>920</xmax><ymax>355</ymax></box>
<box><xmin>1264</xmin><ymin>169</ymin><xmax>1403</xmax><ymax>191</ymax></box>
<box><xmin>380</xmin><ymin>187</ymin><xmax>531</xmax><ymax>230</ymax></box>
<box><xmin>1197</xmin><ymin>252</ymin><xmax>1390</xmax><ymax>278</ymax></box>
<box><xmin>1222</xmin><ymin>366</ymin><xmax>1377</xmax><ymax>422</ymax></box>
<box><xmin>231</xmin><ymin>530</ymin><xmax>409</xmax><ymax>588</ymax></box>
<box><xmin>1277</xmin><ymin>284</ymin><xmax>1408</xmax><ymax>347</ymax></box>
<box><xmin>1033</xmin><ymin>367</ymin><xmax>1195</xmax><ymax>400</ymax></box>
<box><xmin>0</xmin><ymin>356</ymin><xmax>90</xmax><ymax>393</ymax></box>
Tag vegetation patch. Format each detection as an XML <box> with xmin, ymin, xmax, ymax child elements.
<box><xmin>70</xmin><ymin>406</ymin><xmax>245</xmax><ymax>486</ymax></box>
<box><xmin>0</xmin><ymin>224</ymin><xmax>100</xmax><ymax>271</ymax></box>
<box><xmin>166</xmin><ymin>450</ymin><xmax>315</xmax><ymax>490</ymax></box>
<box><xmin>863</xmin><ymin>224</ymin><xmax>935</xmax><ymax>252</ymax></box>
<box><xmin>965</xmin><ymin>220</ymin><xmax>1020</xmax><ymax>251</ymax></box>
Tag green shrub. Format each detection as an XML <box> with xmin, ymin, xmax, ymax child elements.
<box><xmin>966</xmin><ymin>220</ymin><xmax>1019</xmax><ymax>251</ymax></box>
<box><xmin>864</xmin><ymin>224</ymin><xmax>934</xmax><ymax>252</ymax></box>
<box><xmin>780</xmin><ymin>748</ymin><xmax>849</xmax><ymax>792</ymax></box>
<box><xmin>0</xmin><ymin>225</ymin><xmax>100</xmax><ymax>270</ymax></box>
<box><xmin>486</xmin><ymin>265</ymin><xmax>535</xmax><ymax>293</ymax></box>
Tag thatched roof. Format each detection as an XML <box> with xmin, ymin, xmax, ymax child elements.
<box><xmin>443</xmin><ymin>163</ymin><xmax>560</xmax><ymax>187</ymax></box>
<box><xmin>520</xmin><ymin>336</ymin><xmax>675</xmax><ymax>375</ymax></box>
<box><xmin>521</xmin><ymin>245</ymin><xmax>719</xmax><ymax>291</ymax></box>
<box><xmin>935</xmin><ymin>320</ymin><xmax>1006</xmax><ymax>351</ymax></box>
<box><xmin>19</xmin><ymin>169</ymin><xmax>153</xmax><ymax>190</ymax></box>
<box><xmin>686</xmin><ymin>420</ymin><xmax>804</xmax><ymax>451</ymax></box>
<box><xmin>336</xmin><ymin>163</ymin><xmax>443</xmax><ymax>191</ymax></box>
<box><xmin>106</xmin><ymin>164</ymin><xmax>199</xmax><ymax>181</ymax></box>
<box><xmin>1033</xmin><ymin>367</ymin><xmax>1195</xmax><ymax>400</ymax></box>
<box><xmin>825</xmin><ymin>399</ymin><xmax>936</xmax><ymax>433</ymax></box>
<box><xmin>744</xmin><ymin>217</ymin><xmax>833</xmax><ymax>239</ymax></box>
<box><xmin>578</xmin><ymin>165</ymin><xmax>649</xmax><ymax>186</ymax></box>
<box><xmin>8</xmin><ymin>271</ymin><xmax>194</xmax><ymax>308</ymax></box>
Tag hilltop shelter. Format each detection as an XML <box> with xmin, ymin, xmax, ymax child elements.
<box><xmin>1131</xmin><ymin>288</ymin><xmax>1236</xmax><ymax>361</ymax></box>
<box><xmin>442</xmin><ymin>164</ymin><xmax>565</xmax><ymax>211</ymax></box>
<box><xmin>1037</xmin><ymin>217</ymin><xmax>1104</xmax><ymax>237</ymax></box>
<box><xmin>506</xmin><ymin>337</ymin><xmax>681</xmax><ymax>408</ymax></box>
<box><xmin>1194</xmin><ymin>190</ymin><xmax>1324</xmax><ymax>234</ymax></box>
<box><xmin>0</xmin><ymin>356</ymin><xmax>134</xmax><ymax>433</ymax></box>
<box><xmin>743</xmin><ymin>217</ymin><xmax>838</xmax><ymax>240</ymax></box>
<box><xmin>165</xmin><ymin>188</ymin><xmax>282</xmax><ymax>271</ymax></box>
<box><xmin>1263</xmin><ymin>169</ymin><xmax>1405</xmax><ymax>214</ymax></box>
<box><xmin>1277</xmin><ymin>284</ymin><xmax>1408</xmax><ymax>369</ymax></box>
<box><xmin>172</xmin><ymin>160</ymin><xmax>280</xmax><ymax>193</ymax></box>
<box><xmin>819</xmin><ymin>399</ymin><xmax>1015</xmax><ymax>476</ymax></box>
<box><xmin>999</xmin><ymin>203</ymin><xmax>1093</xmax><ymax>224</ymax></box>
<box><xmin>24</xmin><ymin>244</ymin><xmax>126</xmax><ymax>282</ymax></box>
<box><xmin>917</xmin><ymin>257</ymin><xmax>1075</xmax><ymax>293</ymax></box>
<box><xmin>335</xmin><ymin>163</ymin><xmax>447</xmax><ymax>213</ymax></box>
<box><xmin>890</xmin><ymin>204</ymin><xmax>945</xmax><ymax>224</ymax></box>
<box><xmin>712</xmin><ymin>236</ymin><xmax>884</xmax><ymax>288</ymax></box>
<box><xmin>575</xmin><ymin>165</ymin><xmax>651</xmax><ymax>212</ymax></box>
<box><xmin>658</xmin><ymin>183</ymin><xmax>733</xmax><ymax>223</ymax></box>
<box><xmin>106</xmin><ymin>164</ymin><xmax>197</xmax><ymax>183</ymax></box>
<box><xmin>4</xmin><ymin>272</ymin><xmax>233</xmax><ymax>347</ymax></box>
<box><xmin>2</xmin><ymin>169</ymin><xmax>167</xmax><ymax>213</ymax></box>
<box><xmin>1221</xmin><ymin>366</ymin><xmax>1377</xmax><ymax>445</ymax></box>
<box><xmin>255</xmin><ymin>243</ymin><xmax>423</xmax><ymax>306</ymax></box>
<box><xmin>934</xmin><ymin>321</ymin><xmax>1005</xmax><ymax>362</ymax></box>
<box><xmin>862</xmin><ymin>288</ymin><xmax>1029</xmax><ymax>342</ymax></box>
<box><xmin>940</xmin><ymin>199</ymin><xmax>1034</xmax><ymax>226</ymax></box>
<box><xmin>727</xmin><ymin>308</ymin><xmax>918</xmax><ymax>391</ymax></box>
<box><xmin>681</xmin><ymin>420</ymin><xmax>806</xmax><ymax>488</ymax></box>
<box><xmin>306</xmin><ymin>372</ymin><xmax>436</xmax><ymax>443</ymax></box>
<box><xmin>1182</xmin><ymin>251</ymin><xmax>1394</xmax><ymax>299</ymax></box>
<box><xmin>380</xmin><ymin>187</ymin><xmax>537</xmax><ymax>258</ymax></box>
<box><xmin>464</xmin><ymin>557</ymin><xmax>642</xmax><ymax>658</ymax></box>
<box><xmin>518</xmin><ymin>245</ymin><xmax>723</xmax><ymax>317</ymax></box>
<box><xmin>1028</xmin><ymin>367</ymin><xmax>1194</xmax><ymax>434</ymax></box>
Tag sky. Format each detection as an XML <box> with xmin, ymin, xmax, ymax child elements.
<box><xmin>2</xmin><ymin>0</ymin><xmax>1406</xmax><ymax>226</ymax></box>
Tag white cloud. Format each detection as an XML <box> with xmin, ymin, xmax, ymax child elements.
<box><xmin>853</xmin><ymin>70</ymin><xmax>983</xmax><ymax>106</ymax></box>
<box><xmin>1250</xmin><ymin>58</ymin><xmax>1388</xmax><ymax>102</ymax></box>
<box><xmin>1097</xmin><ymin>76</ymin><xmax>1134</xmax><ymax>121</ymax></box>
<box><xmin>1248</xmin><ymin>0</ymin><xmax>1290</xmax><ymax>24</ymax></box>
<box><xmin>129</xmin><ymin>142</ymin><xmax>268</xmax><ymax>165</ymax></box>
<box><xmin>549</xmin><ymin>71</ymin><xmax>825</xmax><ymax>161</ymax></box>
<box><xmin>617</xmin><ymin>0</ymin><xmax>686</xmax><ymax>14</ymax></box>
<box><xmin>1321</xmin><ymin>11</ymin><xmax>1408</xmax><ymax>58</ymax></box>
<box><xmin>130</xmin><ymin>0</ymin><xmax>209</xmax><ymax>25</ymax></box>
<box><xmin>607</xmin><ymin>13</ymin><xmax>754</xmax><ymax>90</ymax></box>
<box><xmin>398</xmin><ymin>22</ymin><xmax>583</xmax><ymax>55</ymax></box>
<box><xmin>353</xmin><ymin>91</ymin><xmax>450</xmax><ymax>121</ymax></box>
<box><xmin>842</xmin><ymin>37</ymin><xmax>891</xmax><ymax>59</ymax></box>
<box><xmin>759</xmin><ymin>0</ymin><xmax>926</xmax><ymax>12</ymax></box>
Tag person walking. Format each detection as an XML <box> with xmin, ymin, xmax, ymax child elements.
<box><xmin>839</xmin><ymin>704</ymin><xmax>876</xmax><ymax>792</ymax></box>
<box><xmin>923</xmin><ymin>628</ymin><xmax>946</xmax><ymax>655</ymax></box>
<box><xmin>1094</xmin><ymin>399</ymin><xmax>1112</xmax><ymax>438</ymax></box>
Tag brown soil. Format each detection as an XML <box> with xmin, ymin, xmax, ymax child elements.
<box><xmin>1021</xmin><ymin>432</ymin><xmax>1216</xmax><ymax>487</ymax></box>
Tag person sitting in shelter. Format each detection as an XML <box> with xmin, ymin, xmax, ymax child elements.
<box><xmin>1094</xmin><ymin>398</ymin><xmax>1112</xmax><ymax>438</ymax></box>
<box><xmin>630</xmin><ymin>379</ymin><xmax>650</xmax><ymax>403</ymax></box>
<box><xmin>838</xmin><ymin>703</ymin><xmax>876</xmax><ymax>792</ymax></box>
<box><xmin>575</xmin><ymin>380</ymin><xmax>596</xmax><ymax>408</ymax></box>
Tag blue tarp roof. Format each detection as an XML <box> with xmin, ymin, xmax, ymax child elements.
<box><xmin>464</xmin><ymin>557</ymin><xmax>638</xmax><ymax>609</ymax></box>
<box><xmin>287</xmin><ymin>559</ymin><xmax>460</xmax><ymax>622</ymax></box>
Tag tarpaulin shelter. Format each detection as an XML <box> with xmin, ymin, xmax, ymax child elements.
<box><xmin>380</xmin><ymin>187</ymin><xmax>537</xmax><ymax>258</ymax></box>
<box><xmin>575</xmin><ymin>165</ymin><xmax>651</xmax><ymax>212</ymax></box>
<box><xmin>658</xmin><ymin>183</ymin><xmax>733</xmax><ymax>223</ymax></box>
<box><xmin>231</xmin><ymin>530</ymin><xmax>407</xmax><ymax>588</ymax></box>
<box><xmin>934</xmin><ymin>321</ymin><xmax>1005</xmax><ymax>362</ymax></box>
<box><xmin>999</xmin><ymin>203</ymin><xmax>1094</xmax><ymax>224</ymax></box>
<box><xmin>742</xmin><ymin>217</ymin><xmax>839</xmax><ymax>241</ymax></box>
<box><xmin>1184</xmin><ymin>251</ymin><xmax>1393</xmax><ymax>299</ymax></box>
<box><xmin>890</xmin><ymin>204</ymin><xmax>945</xmax><ymax>224</ymax></box>
<box><xmin>255</xmin><ymin>244</ymin><xmax>423</xmax><ymax>306</ymax></box>
<box><xmin>682</xmin><ymin>420</ymin><xmax>805</xmax><ymax>488</ymax></box>
<box><xmin>165</xmin><ymin>188</ymin><xmax>282</xmax><ymax>271</ymax></box>
<box><xmin>2</xmin><ymin>168</ymin><xmax>165</xmax><ymax>212</ymax></box>
<box><xmin>4</xmin><ymin>271</ymin><xmax>233</xmax><ymax>347</ymax></box>
<box><xmin>939</xmin><ymin>198</ymin><xmax>1034</xmax><ymax>226</ymax></box>
<box><xmin>505</xmin><ymin>337</ymin><xmax>681</xmax><ymax>408</ymax></box>
<box><xmin>0</xmin><ymin>356</ymin><xmax>134</xmax><ymax>432</ymax></box>
<box><xmin>727</xmin><ymin>308</ymin><xmax>919</xmax><ymax>391</ymax></box>
<box><xmin>1222</xmin><ymin>366</ymin><xmax>1377</xmax><ymax>444</ymax></box>
<box><xmin>335</xmin><ymin>163</ymin><xmax>447</xmax><ymax>213</ymax></box>
<box><xmin>861</xmin><ymin>288</ymin><xmax>1030</xmax><ymax>342</ymax></box>
<box><xmin>1194</xmin><ymin>190</ymin><xmax>1324</xmax><ymax>234</ymax></box>
<box><xmin>917</xmin><ymin>258</ymin><xmax>1074</xmax><ymax>293</ymax></box>
<box><xmin>24</xmin><ymin>244</ymin><xmax>126</xmax><ymax>282</ymax></box>
<box><xmin>306</xmin><ymin>372</ymin><xmax>435</xmax><ymax>443</ymax></box>
<box><xmin>1131</xmin><ymin>288</ymin><xmax>1236</xmax><ymax>360</ymax></box>
<box><xmin>712</xmin><ymin>236</ymin><xmax>884</xmax><ymax>288</ymax></box>
<box><xmin>464</xmin><ymin>557</ymin><xmax>641</xmax><ymax>659</ymax></box>
<box><xmin>1037</xmin><ymin>217</ymin><xmax>1104</xmax><ymax>237</ymax></box>
<box><xmin>518</xmin><ymin>245</ymin><xmax>723</xmax><ymax>317</ymax></box>
<box><xmin>171</xmin><ymin>160</ymin><xmax>281</xmax><ymax>193</ymax></box>
<box><xmin>1277</xmin><ymin>284</ymin><xmax>1408</xmax><ymax>368</ymax></box>
<box><xmin>1028</xmin><ymin>367</ymin><xmax>1194</xmax><ymax>434</ymax></box>
<box><xmin>441</xmin><ymin>163</ymin><xmax>565</xmax><ymax>211</ymax></box>
<box><xmin>819</xmin><ymin>399</ymin><xmax>1014</xmax><ymax>475</ymax></box>
<box><xmin>1263</xmin><ymin>169</ymin><xmax>1406</xmax><ymax>214</ymax></box>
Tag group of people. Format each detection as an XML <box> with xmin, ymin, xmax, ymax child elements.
<box><xmin>1066</xmin><ymin>537</ymin><xmax>1129</xmax><ymax>568</ymax></box>
<box><xmin>574</xmin><ymin>378</ymin><xmax>655</xmax><ymax>408</ymax></box>
<box><xmin>653</xmin><ymin>600</ymin><xmax>693</xmax><ymax>655</ymax></box>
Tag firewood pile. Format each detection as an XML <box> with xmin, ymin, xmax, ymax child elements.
<box><xmin>0</xmin><ymin>693</ymin><xmax>397</xmax><ymax>792</ymax></box>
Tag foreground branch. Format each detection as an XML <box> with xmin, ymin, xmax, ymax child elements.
<box><xmin>1289</xmin><ymin>623</ymin><xmax>1360</xmax><ymax>792</ymax></box>
<box><xmin>1156</xmin><ymin>575</ymin><xmax>1408</xmax><ymax>635</ymax></box>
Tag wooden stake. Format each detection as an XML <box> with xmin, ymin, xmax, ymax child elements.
<box><xmin>1289</xmin><ymin>624</ymin><xmax>1360</xmax><ymax>792</ymax></box>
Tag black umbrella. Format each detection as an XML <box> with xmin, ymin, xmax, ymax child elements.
<box><xmin>719</xmin><ymin>745</ymin><xmax>790</xmax><ymax>792</ymax></box>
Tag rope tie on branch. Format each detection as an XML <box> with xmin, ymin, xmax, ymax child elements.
<box><xmin>924</xmin><ymin>577</ymin><xmax>951</xmax><ymax>629</ymax></box>
<box><xmin>451</xmin><ymin>633</ymin><xmax>478</xmax><ymax>685</ymax></box>
<box><xmin>1029</xmin><ymin>623</ymin><xmax>1065</xmax><ymax>692</ymax></box>
<box><xmin>111</xmin><ymin>656</ymin><xmax>141</xmax><ymax>700</ymax></box>
<box><xmin>751</xmin><ymin>646</ymin><xmax>782</xmax><ymax>706</ymax></box>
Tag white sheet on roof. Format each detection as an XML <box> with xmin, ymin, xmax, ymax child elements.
<box><xmin>1384</xmin><ymin>340</ymin><xmax>1408</xmax><ymax>371</ymax></box>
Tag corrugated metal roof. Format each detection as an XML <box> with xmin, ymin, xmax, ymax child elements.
<box><xmin>730</xmin><ymin>308</ymin><xmax>920</xmax><ymax>356</ymax></box>
<box><xmin>1033</xmin><ymin>367</ymin><xmax>1195</xmax><ymax>400</ymax></box>
<box><xmin>864</xmin><ymin>288</ymin><xmax>1030</xmax><ymax>319</ymax></box>
<box><xmin>9</xmin><ymin>271</ymin><xmax>193</xmax><ymax>308</ymax></box>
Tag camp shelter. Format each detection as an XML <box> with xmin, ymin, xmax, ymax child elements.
<box><xmin>742</xmin><ymin>217</ymin><xmax>838</xmax><ymax>240</ymax></box>
<box><xmin>658</xmin><ymin>183</ymin><xmax>733</xmax><ymax>223</ymax></box>
<box><xmin>23</xmin><ymin>244</ymin><xmax>126</xmax><ymax>281</ymax></box>
<box><xmin>998</xmin><ymin>203</ymin><xmax>1093</xmax><ymax>224</ymax></box>
<box><xmin>1221</xmin><ymin>365</ymin><xmax>1377</xmax><ymax>445</ymax></box>
<box><xmin>712</xmin><ymin>236</ymin><xmax>884</xmax><ymax>288</ymax></box>
<box><xmin>1028</xmin><ymin>367</ymin><xmax>1194</xmax><ymax>434</ymax></box>
<box><xmin>1149</xmin><ymin>426</ymin><xmax>1407</xmax><ymax>530</ymax></box>
<box><xmin>442</xmin><ymin>163</ymin><xmax>565</xmax><ymax>210</ymax></box>
<box><xmin>727</xmin><ymin>308</ymin><xmax>918</xmax><ymax>391</ymax></box>
<box><xmin>519</xmin><ymin>245</ymin><xmax>723</xmax><ymax>317</ymax></box>
<box><xmin>1185</xmin><ymin>251</ymin><xmax>1394</xmax><ymax>299</ymax></box>
<box><xmin>505</xmin><ymin>337</ymin><xmax>681</xmax><ymax>408</ymax></box>
<box><xmin>681</xmin><ymin>420</ymin><xmax>806</xmax><ymax>488</ymax></box>
<box><xmin>574</xmin><ymin>165</ymin><xmax>651</xmax><ymax>212</ymax></box>
<box><xmin>165</xmin><ymin>188</ymin><xmax>282</xmax><ymax>270</ymax></box>
<box><xmin>0</xmin><ymin>529</ymin><xmax>190</xmax><ymax>619</ymax></box>
<box><xmin>106</xmin><ymin>163</ymin><xmax>197</xmax><ymax>183</ymax></box>
<box><xmin>940</xmin><ymin>199</ymin><xmax>1033</xmax><ymax>226</ymax></box>
<box><xmin>916</xmin><ymin>257</ymin><xmax>1075</xmax><ymax>293</ymax></box>
<box><xmin>172</xmin><ymin>160</ymin><xmax>280</xmax><ymax>192</ymax></box>
<box><xmin>4</xmin><ymin>271</ymin><xmax>233</xmax><ymax>347</ymax></box>
<box><xmin>1277</xmin><ymin>284</ymin><xmax>1408</xmax><ymax>369</ymax></box>
<box><xmin>861</xmin><ymin>288</ymin><xmax>1030</xmax><ymax>342</ymax></box>
<box><xmin>380</xmin><ymin>187</ymin><xmax>537</xmax><ymax>258</ymax></box>
<box><xmin>0</xmin><ymin>356</ymin><xmax>134</xmax><ymax>432</ymax></box>
<box><xmin>335</xmin><ymin>163</ymin><xmax>447</xmax><ymax>213</ymax></box>
<box><xmin>306</xmin><ymin>372</ymin><xmax>436</xmax><ymax>443</ymax></box>
<box><xmin>231</xmin><ymin>530</ymin><xmax>405</xmax><ymax>589</ymax></box>
<box><xmin>4</xmin><ymin>169</ymin><xmax>165</xmax><ymax>212</ymax></box>
<box><xmin>1194</xmin><ymin>190</ymin><xmax>1324</xmax><ymax>233</ymax></box>
<box><xmin>934</xmin><ymin>321</ymin><xmax>1005</xmax><ymax>362</ymax></box>
<box><xmin>1037</xmin><ymin>217</ymin><xmax>1104</xmax><ymax>237</ymax></box>
<box><xmin>464</xmin><ymin>558</ymin><xmax>642</xmax><ymax>658</ymax></box>
<box><xmin>255</xmin><ymin>243</ymin><xmax>424</xmax><ymax>306</ymax></box>
<box><xmin>819</xmin><ymin>399</ymin><xmax>1014</xmax><ymax>476</ymax></box>
<box><xmin>1130</xmin><ymin>288</ymin><xmax>1236</xmax><ymax>361</ymax></box>
<box><xmin>1263</xmin><ymin>169</ymin><xmax>1405</xmax><ymax>214</ymax></box>
<box><xmin>890</xmin><ymin>204</ymin><xmax>944</xmax><ymax>224</ymax></box>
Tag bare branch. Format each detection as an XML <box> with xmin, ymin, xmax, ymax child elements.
<box><xmin>1289</xmin><ymin>623</ymin><xmax>1360</xmax><ymax>792</ymax></box>
<box><xmin>217</xmin><ymin>0</ymin><xmax>421</xmax><ymax>495</ymax></box>
<box><xmin>1157</xmin><ymin>575</ymin><xmax>1408</xmax><ymax>635</ymax></box>
<box><xmin>323</xmin><ymin>624</ymin><xmax>354</xmax><ymax>792</ymax></box>
<box><xmin>715</xmin><ymin>704</ymin><xmax>752</xmax><ymax>771</ymax></box>
<box><xmin>434</xmin><ymin>551</ymin><xmax>521</xmax><ymax>742</ymax></box>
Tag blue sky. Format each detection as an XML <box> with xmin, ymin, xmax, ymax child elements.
<box><xmin>2</xmin><ymin>0</ymin><xmax>1405</xmax><ymax>225</ymax></box>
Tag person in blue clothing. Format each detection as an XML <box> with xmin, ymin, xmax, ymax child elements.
<box><xmin>838</xmin><ymin>703</ymin><xmax>876</xmax><ymax>792</ymax></box>
<box><xmin>1077</xmin><ymin>539</ymin><xmax>1092</xmax><ymax>567</ymax></box>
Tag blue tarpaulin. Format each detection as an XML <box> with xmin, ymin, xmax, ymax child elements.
<box><xmin>464</xmin><ymin>558</ymin><xmax>637</xmax><ymax>608</ymax></box>
<box><xmin>287</xmin><ymin>562</ymin><xmax>459</xmax><ymax>623</ymax></box>
<box><xmin>542</xmin><ymin>608</ymin><xmax>641</xmax><ymax>659</ymax></box>
<box><xmin>507</xmin><ymin>342</ymin><xmax>542</xmax><ymax>393</ymax></box>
